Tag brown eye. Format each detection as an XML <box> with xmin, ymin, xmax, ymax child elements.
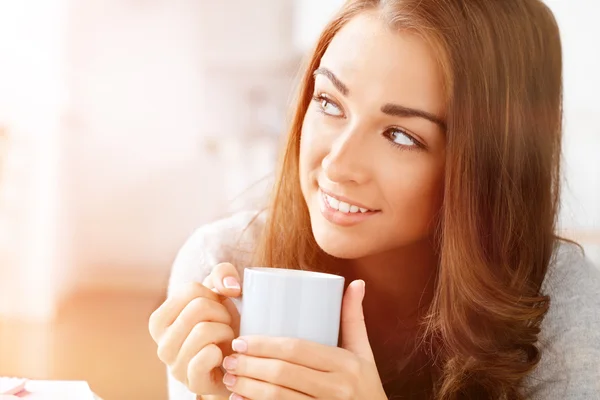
<box><xmin>383</xmin><ymin>128</ymin><xmax>424</xmax><ymax>149</ymax></box>
<box><xmin>313</xmin><ymin>95</ymin><xmax>343</xmax><ymax>117</ymax></box>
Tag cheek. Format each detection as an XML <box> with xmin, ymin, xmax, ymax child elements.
<box><xmin>382</xmin><ymin>158</ymin><xmax>444</xmax><ymax>233</ymax></box>
<box><xmin>299</xmin><ymin>113</ymin><xmax>329</xmax><ymax>177</ymax></box>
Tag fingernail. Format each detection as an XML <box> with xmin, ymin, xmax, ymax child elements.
<box><xmin>230</xmin><ymin>393</ymin><xmax>243</xmax><ymax>400</ymax></box>
<box><xmin>223</xmin><ymin>372</ymin><xmax>237</xmax><ymax>387</ymax></box>
<box><xmin>222</xmin><ymin>356</ymin><xmax>237</xmax><ymax>371</ymax></box>
<box><xmin>232</xmin><ymin>338</ymin><xmax>247</xmax><ymax>353</ymax></box>
<box><xmin>223</xmin><ymin>277</ymin><xmax>241</xmax><ymax>290</ymax></box>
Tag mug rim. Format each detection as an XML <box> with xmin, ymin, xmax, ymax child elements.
<box><xmin>245</xmin><ymin>267</ymin><xmax>344</xmax><ymax>280</ymax></box>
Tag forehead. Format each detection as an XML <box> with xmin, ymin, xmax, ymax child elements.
<box><xmin>319</xmin><ymin>11</ymin><xmax>445</xmax><ymax>117</ymax></box>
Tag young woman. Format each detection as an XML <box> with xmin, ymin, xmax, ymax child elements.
<box><xmin>149</xmin><ymin>0</ymin><xmax>600</xmax><ymax>399</ymax></box>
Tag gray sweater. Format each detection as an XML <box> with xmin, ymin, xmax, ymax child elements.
<box><xmin>166</xmin><ymin>211</ymin><xmax>600</xmax><ymax>399</ymax></box>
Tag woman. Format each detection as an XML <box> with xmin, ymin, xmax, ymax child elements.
<box><xmin>149</xmin><ymin>0</ymin><xmax>600</xmax><ymax>399</ymax></box>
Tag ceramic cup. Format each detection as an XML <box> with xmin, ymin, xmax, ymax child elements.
<box><xmin>238</xmin><ymin>267</ymin><xmax>345</xmax><ymax>347</ymax></box>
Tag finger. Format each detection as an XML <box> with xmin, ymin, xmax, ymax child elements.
<box><xmin>171</xmin><ymin>322</ymin><xmax>235</xmax><ymax>382</ymax></box>
<box><xmin>340</xmin><ymin>280</ymin><xmax>374</xmax><ymax>361</ymax></box>
<box><xmin>186</xmin><ymin>343</ymin><xmax>231</xmax><ymax>398</ymax></box>
<box><xmin>202</xmin><ymin>262</ymin><xmax>242</xmax><ymax>298</ymax></box>
<box><xmin>232</xmin><ymin>336</ymin><xmax>350</xmax><ymax>372</ymax></box>
<box><xmin>149</xmin><ymin>282</ymin><xmax>221</xmax><ymax>342</ymax></box>
<box><xmin>222</xmin><ymin>354</ymin><xmax>334</xmax><ymax>398</ymax></box>
<box><xmin>221</xmin><ymin>296</ymin><xmax>241</xmax><ymax>339</ymax></box>
<box><xmin>224</xmin><ymin>374</ymin><xmax>311</xmax><ymax>400</ymax></box>
<box><xmin>157</xmin><ymin>297</ymin><xmax>232</xmax><ymax>365</ymax></box>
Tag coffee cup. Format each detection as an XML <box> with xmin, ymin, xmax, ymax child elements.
<box><xmin>237</xmin><ymin>267</ymin><xmax>345</xmax><ymax>347</ymax></box>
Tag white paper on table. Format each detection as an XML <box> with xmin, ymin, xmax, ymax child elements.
<box><xmin>17</xmin><ymin>381</ymin><xmax>96</xmax><ymax>399</ymax></box>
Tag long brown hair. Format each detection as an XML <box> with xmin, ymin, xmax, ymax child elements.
<box><xmin>253</xmin><ymin>0</ymin><xmax>563</xmax><ymax>398</ymax></box>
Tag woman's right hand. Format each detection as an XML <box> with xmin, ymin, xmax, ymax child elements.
<box><xmin>149</xmin><ymin>262</ymin><xmax>242</xmax><ymax>398</ymax></box>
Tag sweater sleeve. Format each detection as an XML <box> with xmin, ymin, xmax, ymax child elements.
<box><xmin>165</xmin><ymin>211</ymin><xmax>262</xmax><ymax>400</ymax></box>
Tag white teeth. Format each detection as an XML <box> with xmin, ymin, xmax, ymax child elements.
<box><xmin>338</xmin><ymin>201</ymin><xmax>351</xmax><ymax>213</ymax></box>
<box><xmin>323</xmin><ymin>192</ymin><xmax>370</xmax><ymax>213</ymax></box>
<box><xmin>327</xmin><ymin>195</ymin><xmax>339</xmax><ymax>209</ymax></box>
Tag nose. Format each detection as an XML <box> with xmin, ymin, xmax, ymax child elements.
<box><xmin>321</xmin><ymin>124</ymin><xmax>371</xmax><ymax>185</ymax></box>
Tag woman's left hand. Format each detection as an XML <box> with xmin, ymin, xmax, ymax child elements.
<box><xmin>220</xmin><ymin>280</ymin><xmax>388</xmax><ymax>400</ymax></box>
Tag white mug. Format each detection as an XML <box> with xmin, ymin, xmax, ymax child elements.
<box><xmin>237</xmin><ymin>267</ymin><xmax>345</xmax><ymax>347</ymax></box>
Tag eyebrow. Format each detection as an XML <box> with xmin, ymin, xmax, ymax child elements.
<box><xmin>381</xmin><ymin>103</ymin><xmax>446</xmax><ymax>130</ymax></box>
<box><xmin>313</xmin><ymin>67</ymin><xmax>446</xmax><ymax>130</ymax></box>
<box><xmin>313</xmin><ymin>67</ymin><xmax>349</xmax><ymax>96</ymax></box>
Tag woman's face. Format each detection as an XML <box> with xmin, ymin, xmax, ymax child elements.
<box><xmin>299</xmin><ymin>12</ymin><xmax>447</xmax><ymax>259</ymax></box>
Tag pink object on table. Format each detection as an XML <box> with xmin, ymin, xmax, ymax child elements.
<box><xmin>1</xmin><ymin>378</ymin><xmax>98</xmax><ymax>399</ymax></box>
<box><xmin>0</xmin><ymin>377</ymin><xmax>27</xmax><ymax>396</ymax></box>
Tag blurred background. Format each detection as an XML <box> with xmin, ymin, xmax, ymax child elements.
<box><xmin>0</xmin><ymin>0</ymin><xmax>598</xmax><ymax>399</ymax></box>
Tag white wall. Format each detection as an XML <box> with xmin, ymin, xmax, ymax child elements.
<box><xmin>63</xmin><ymin>0</ymin><xmax>222</xmax><ymax>292</ymax></box>
<box><xmin>293</xmin><ymin>0</ymin><xmax>345</xmax><ymax>51</ymax></box>
<box><xmin>0</xmin><ymin>0</ymin><xmax>69</xmax><ymax>320</ymax></box>
<box><xmin>544</xmin><ymin>0</ymin><xmax>600</xmax><ymax>265</ymax></box>
<box><xmin>63</xmin><ymin>0</ymin><xmax>297</xmax><ymax>292</ymax></box>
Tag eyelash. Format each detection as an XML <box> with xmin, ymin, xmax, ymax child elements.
<box><xmin>311</xmin><ymin>93</ymin><xmax>425</xmax><ymax>151</ymax></box>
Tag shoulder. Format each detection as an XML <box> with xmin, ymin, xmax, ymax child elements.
<box><xmin>542</xmin><ymin>242</ymin><xmax>600</xmax><ymax>324</ymax></box>
<box><xmin>167</xmin><ymin>210</ymin><xmax>266</xmax><ymax>294</ymax></box>
<box><xmin>523</xmin><ymin>241</ymin><xmax>600</xmax><ymax>399</ymax></box>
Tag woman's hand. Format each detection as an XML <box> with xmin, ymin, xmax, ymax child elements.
<box><xmin>221</xmin><ymin>280</ymin><xmax>388</xmax><ymax>400</ymax></box>
<box><xmin>148</xmin><ymin>262</ymin><xmax>243</xmax><ymax>398</ymax></box>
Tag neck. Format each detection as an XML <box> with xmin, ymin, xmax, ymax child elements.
<box><xmin>322</xmin><ymin>240</ymin><xmax>439</xmax><ymax>387</ymax></box>
<box><xmin>328</xmin><ymin>239</ymin><xmax>438</xmax><ymax>321</ymax></box>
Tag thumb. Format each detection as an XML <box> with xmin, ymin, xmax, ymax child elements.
<box><xmin>202</xmin><ymin>262</ymin><xmax>242</xmax><ymax>298</ymax></box>
<box><xmin>340</xmin><ymin>279</ymin><xmax>374</xmax><ymax>361</ymax></box>
<box><xmin>202</xmin><ymin>262</ymin><xmax>242</xmax><ymax>333</ymax></box>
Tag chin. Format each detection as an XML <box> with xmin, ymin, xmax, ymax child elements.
<box><xmin>309</xmin><ymin>215</ymin><xmax>376</xmax><ymax>259</ymax></box>
<box><xmin>315</xmin><ymin>236</ymin><xmax>371</xmax><ymax>259</ymax></box>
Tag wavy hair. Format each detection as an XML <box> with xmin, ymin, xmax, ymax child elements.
<box><xmin>253</xmin><ymin>0</ymin><xmax>563</xmax><ymax>398</ymax></box>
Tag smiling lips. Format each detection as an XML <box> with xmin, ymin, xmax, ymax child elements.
<box><xmin>318</xmin><ymin>189</ymin><xmax>379</xmax><ymax>226</ymax></box>
<box><xmin>323</xmin><ymin>191</ymin><xmax>370</xmax><ymax>213</ymax></box>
